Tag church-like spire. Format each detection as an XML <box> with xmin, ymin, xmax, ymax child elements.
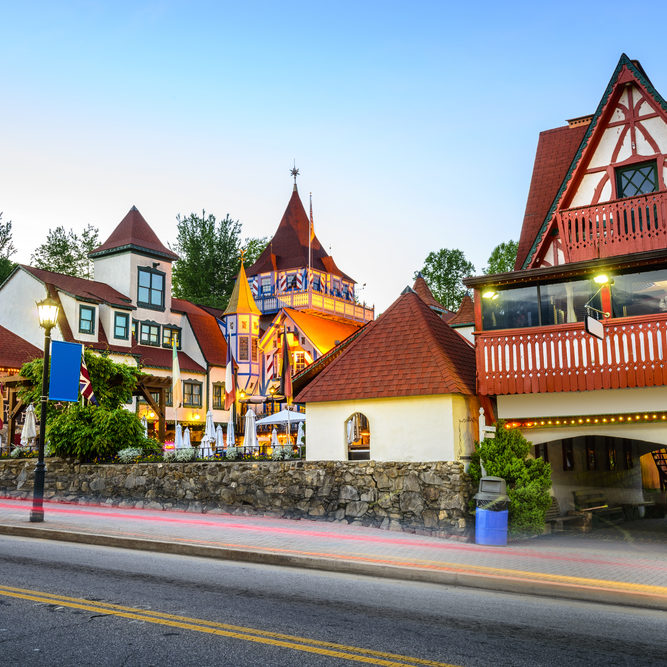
<box><xmin>223</xmin><ymin>257</ymin><xmax>261</xmax><ymax>316</ymax></box>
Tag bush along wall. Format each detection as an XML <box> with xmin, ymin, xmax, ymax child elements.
<box><xmin>0</xmin><ymin>458</ymin><xmax>473</xmax><ymax>538</ymax></box>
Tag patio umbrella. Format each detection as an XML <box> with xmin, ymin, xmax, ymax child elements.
<box><xmin>215</xmin><ymin>424</ymin><xmax>224</xmax><ymax>450</ymax></box>
<box><xmin>141</xmin><ymin>416</ymin><xmax>148</xmax><ymax>439</ymax></box>
<box><xmin>242</xmin><ymin>408</ymin><xmax>259</xmax><ymax>452</ymax></box>
<box><xmin>200</xmin><ymin>410</ymin><xmax>215</xmax><ymax>457</ymax></box>
<box><xmin>175</xmin><ymin>423</ymin><xmax>183</xmax><ymax>449</ymax></box>
<box><xmin>20</xmin><ymin>404</ymin><xmax>37</xmax><ymax>446</ymax></box>
<box><xmin>296</xmin><ymin>421</ymin><xmax>304</xmax><ymax>449</ymax></box>
<box><xmin>226</xmin><ymin>412</ymin><xmax>235</xmax><ymax>449</ymax></box>
<box><xmin>271</xmin><ymin>427</ymin><xmax>279</xmax><ymax>449</ymax></box>
<box><xmin>255</xmin><ymin>409</ymin><xmax>306</xmax><ymax>426</ymax></box>
<box><xmin>183</xmin><ymin>427</ymin><xmax>191</xmax><ymax>448</ymax></box>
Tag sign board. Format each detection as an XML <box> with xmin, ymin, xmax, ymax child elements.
<box><xmin>585</xmin><ymin>315</ymin><xmax>604</xmax><ymax>341</ymax></box>
<box><xmin>49</xmin><ymin>341</ymin><xmax>83</xmax><ymax>402</ymax></box>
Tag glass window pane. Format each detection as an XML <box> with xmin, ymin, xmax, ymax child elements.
<box><xmin>138</xmin><ymin>286</ymin><xmax>149</xmax><ymax>303</ymax></box>
<box><xmin>151</xmin><ymin>290</ymin><xmax>162</xmax><ymax>306</ymax></box>
<box><xmin>540</xmin><ymin>280</ymin><xmax>598</xmax><ymax>325</ymax></box>
<box><xmin>139</xmin><ymin>270</ymin><xmax>151</xmax><ymax>287</ymax></box>
<box><xmin>611</xmin><ymin>268</ymin><xmax>667</xmax><ymax>317</ymax></box>
<box><xmin>481</xmin><ymin>286</ymin><xmax>539</xmax><ymax>330</ymax></box>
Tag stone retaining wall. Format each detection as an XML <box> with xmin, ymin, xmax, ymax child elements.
<box><xmin>0</xmin><ymin>458</ymin><xmax>473</xmax><ymax>537</ymax></box>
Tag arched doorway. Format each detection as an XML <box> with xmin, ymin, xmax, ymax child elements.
<box><xmin>345</xmin><ymin>412</ymin><xmax>370</xmax><ymax>460</ymax></box>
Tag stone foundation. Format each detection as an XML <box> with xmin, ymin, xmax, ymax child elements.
<box><xmin>0</xmin><ymin>458</ymin><xmax>473</xmax><ymax>537</ymax></box>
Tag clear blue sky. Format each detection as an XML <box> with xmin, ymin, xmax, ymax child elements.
<box><xmin>3</xmin><ymin>1</ymin><xmax>667</xmax><ymax>312</ymax></box>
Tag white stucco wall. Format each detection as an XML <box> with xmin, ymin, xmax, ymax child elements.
<box><xmin>305</xmin><ymin>394</ymin><xmax>478</xmax><ymax>462</ymax></box>
<box><xmin>58</xmin><ymin>292</ymin><xmax>98</xmax><ymax>344</ymax></box>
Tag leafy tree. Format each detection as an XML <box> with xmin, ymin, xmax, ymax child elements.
<box><xmin>485</xmin><ymin>240</ymin><xmax>519</xmax><ymax>275</ymax></box>
<box><xmin>18</xmin><ymin>350</ymin><xmax>152</xmax><ymax>461</ymax></box>
<box><xmin>415</xmin><ymin>248</ymin><xmax>475</xmax><ymax>311</ymax></box>
<box><xmin>0</xmin><ymin>213</ymin><xmax>17</xmax><ymax>284</ymax></box>
<box><xmin>31</xmin><ymin>224</ymin><xmax>99</xmax><ymax>278</ymax></box>
<box><xmin>172</xmin><ymin>211</ymin><xmax>267</xmax><ymax>309</ymax></box>
<box><xmin>469</xmin><ymin>422</ymin><xmax>552</xmax><ymax>536</ymax></box>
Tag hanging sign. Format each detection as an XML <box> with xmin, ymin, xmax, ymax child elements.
<box><xmin>49</xmin><ymin>341</ymin><xmax>83</xmax><ymax>402</ymax></box>
<box><xmin>585</xmin><ymin>316</ymin><xmax>604</xmax><ymax>341</ymax></box>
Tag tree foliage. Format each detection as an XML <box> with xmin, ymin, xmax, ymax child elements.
<box><xmin>18</xmin><ymin>350</ymin><xmax>151</xmax><ymax>462</ymax></box>
<box><xmin>468</xmin><ymin>422</ymin><xmax>552</xmax><ymax>536</ymax></box>
<box><xmin>171</xmin><ymin>210</ymin><xmax>267</xmax><ymax>309</ymax></box>
<box><xmin>415</xmin><ymin>248</ymin><xmax>475</xmax><ymax>311</ymax></box>
<box><xmin>0</xmin><ymin>212</ymin><xmax>17</xmax><ymax>285</ymax></box>
<box><xmin>31</xmin><ymin>224</ymin><xmax>99</xmax><ymax>278</ymax></box>
<box><xmin>485</xmin><ymin>240</ymin><xmax>519</xmax><ymax>275</ymax></box>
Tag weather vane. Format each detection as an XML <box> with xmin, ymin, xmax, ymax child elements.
<box><xmin>290</xmin><ymin>160</ymin><xmax>300</xmax><ymax>185</ymax></box>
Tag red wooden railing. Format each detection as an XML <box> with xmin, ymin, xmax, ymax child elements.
<box><xmin>556</xmin><ymin>190</ymin><xmax>667</xmax><ymax>262</ymax></box>
<box><xmin>476</xmin><ymin>314</ymin><xmax>667</xmax><ymax>395</ymax></box>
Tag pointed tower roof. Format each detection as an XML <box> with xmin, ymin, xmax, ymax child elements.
<box><xmin>448</xmin><ymin>293</ymin><xmax>475</xmax><ymax>327</ymax></box>
<box><xmin>247</xmin><ymin>187</ymin><xmax>354</xmax><ymax>281</ymax></box>
<box><xmin>412</xmin><ymin>273</ymin><xmax>451</xmax><ymax>315</ymax></box>
<box><xmin>296</xmin><ymin>290</ymin><xmax>475</xmax><ymax>403</ymax></box>
<box><xmin>89</xmin><ymin>206</ymin><xmax>179</xmax><ymax>261</ymax></box>
<box><xmin>520</xmin><ymin>54</ymin><xmax>667</xmax><ymax>269</ymax></box>
<box><xmin>223</xmin><ymin>261</ymin><xmax>261</xmax><ymax>316</ymax></box>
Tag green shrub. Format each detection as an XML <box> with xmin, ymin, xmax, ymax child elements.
<box><xmin>469</xmin><ymin>422</ymin><xmax>552</xmax><ymax>536</ymax></box>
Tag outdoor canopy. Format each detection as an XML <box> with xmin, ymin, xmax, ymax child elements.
<box><xmin>255</xmin><ymin>409</ymin><xmax>306</xmax><ymax>426</ymax></box>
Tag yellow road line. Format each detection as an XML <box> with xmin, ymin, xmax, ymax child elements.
<box><xmin>0</xmin><ymin>584</ymin><xmax>456</xmax><ymax>667</ymax></box>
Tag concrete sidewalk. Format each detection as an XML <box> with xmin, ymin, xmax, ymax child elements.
<box><xmin>0</xmin><ymin>497</ymin><xmax>665</xmax><ymax>611</ymax></box>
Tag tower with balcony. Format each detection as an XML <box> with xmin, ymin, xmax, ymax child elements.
<box><xmin>465</xmin><ymin>55</ymin><xmax>667</xmax><ymax>511</ymax></box>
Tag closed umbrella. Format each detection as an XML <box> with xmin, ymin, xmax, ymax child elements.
<box><xmin>21</xmin><ymin>405</ymin><xmax>37</xmax><ymax>447</ymax></box>
<box><xmin>175</xmin><ymin>423</ymin><xmax>183</xmax><ymax>449</ymax></box>
<box><xmin>215</xmin><ymin>424</ymin><xmax>224</xmax><ymax>451</ymax></box>
<box><xmin>200</xmin><ymin>410</ymin><xmax>215</xmax><ymax>457</ymax></box>
<box><xmin>141</xmin><ymin>415</ymin><xmax>148</xmax><ymax>439</ymax></box>
<box><xmin>242</xmin><ymin>408</ymin><xmax>259</xmax><ymax>453</ymax></box>
<box><xmin>183</xmin><ymin>427</ymin><xmax>191</xmax><ymax>448</ymax></box>
<box><xmin>226</xmin><ymin>412</ymin><xmax>235</xmax><ymax>449</ymax></box>
<box><xmin>271</xmin><ymin>427</ymin><xmax>279</xmax><ymax>449</ymax></box>
<box><xmin>296</xmin><ymin>421</ymin><xmax>304</xmax><ymax>448</ymax></box>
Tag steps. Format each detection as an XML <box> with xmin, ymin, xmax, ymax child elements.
<box><xmin>652</xmin><ymin>449</ymin><xmax>667</xmax><ymax>492</ymax></box>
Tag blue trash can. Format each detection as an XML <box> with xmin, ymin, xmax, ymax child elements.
<box><xmin>475</xmin><ymin>507</ymin><xmax>508</xmax><ymax>546</ymax></box>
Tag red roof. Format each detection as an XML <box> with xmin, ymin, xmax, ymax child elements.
<box><xmin>172</xmin><ymin>298</ymin><xmax>227</xmax><ymax>367</ymax></box>
<box><xmin>515</xmin><ymin>124</ymin><xmax>588</xmax><ymax>270</ymax></box>
<box><xmin>90</xmin><ymin>206</ymin><xmax>179</xmax><ymax>261</ymax></box>
<box><xmin>247</xmin><ymin>187</ymin><xmax>353</xmax><ymax>281</ymax></box>
<box><xmin>21</xmin><ymin>265</ymin><xmax>134</xmax><ymax>309</ymax></box>
<box><xmin>448</xmin><ymin>293</ymin><xmax>475</xmax><ymax>326</ymax></box>
<box><xmin>0</xmin><ymin>326</ymin><xmax>41</xmax><ymax>371</ymax></box>
<box><xmin>296</xmin><ymin>290</ymin><xmax>475</xmax><ymax>403</ymax></box>
<box><xmin>412</xmin><ymin>274</ymin><xmax>451</xmax><ymax>315</ymax></box>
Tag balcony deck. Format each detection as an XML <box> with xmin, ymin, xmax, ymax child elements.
<box><xmin>255</xmin><ymin>289</ymin><xmax>374</xmax><ymax>323</ymax></box>
<box><xmin>556</xmin><ymin>190</ymin><xmax>667</xmax><ymax>262</ymax></box>
<box><xmin>476</xmin><ymin>314</ymin><xmax>667</xmax><ymax>395</ymax></box>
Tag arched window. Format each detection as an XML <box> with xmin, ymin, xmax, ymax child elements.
<box><xmin>345</xmin><ymin>412</ymin><xmax>370</xmax><ymax>461</ymax></box>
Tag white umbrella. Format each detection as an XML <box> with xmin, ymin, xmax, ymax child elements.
<box><xmin>215</xmin><ymin>424</ymin><xmax>224</xmax><ymax>450</ymax></box>
<box><xmin>141</xmin><ymin>415</ymin><xmax>148</xmax><ymax>439</ymax></box>
<box><xmin>200</xmin><ymin>410</ymin><xmax>215</xmax><ymax>457</ymax></box>
<box><xmin>242</xmin><ymin>408</ymin><xmax>259</xmax><ymax>452</ymax></box>
<box><xmin>175</xmin><ymin>423</ymin><xmax>183</xmax><ymax>449</ymax></box>
<box><xmin>296</xmin><ymin>421</ymin><xmax>305</xmax><ymax>457</ymax></box>
<box><xmin>255</xmin><ymin>409</ymin><xmax>306</xmax><ymax>426</ymax></box>
<box><xmin>21</xmin><ymin>405</ymin><xmax>37</xmax><ymax>446</ymax></box>
<box><xmin>226</xmin><ymin>412</ymin><xmax>235</xmax><ymax>449</ymax></box>
<box><xmin>183</xmin><ymin>427</ymin><xmax>191</xmax><ymax>448</ymax></box>
<box><xmin>271</xmin><ymin>427</ymin><xmax>279</xmax><ymax>449</ymax></box>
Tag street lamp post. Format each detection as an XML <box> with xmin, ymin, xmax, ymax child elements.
<box><xmin>30</xmin><ymin>296</ymin><xmax>59</xmax><ymax>523</ymax></box>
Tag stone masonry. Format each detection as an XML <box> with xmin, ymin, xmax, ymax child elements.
<box><xmin>0</xmin><ymin>458</ymin><xmax>473</xmax><ymax>537</ymax></box>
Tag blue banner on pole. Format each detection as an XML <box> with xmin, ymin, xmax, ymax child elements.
<box><xmin>49</xmin><ymin>341</ymin><xmax>83</xmax><ymax>402</ymax></box>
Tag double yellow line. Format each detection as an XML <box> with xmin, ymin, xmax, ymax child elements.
<box><xmin>0</xmin><ymin>584</ymin><xmax>457</xmax><ymax>666</ymax></box>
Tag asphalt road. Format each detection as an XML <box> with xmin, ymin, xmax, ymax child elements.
<box><xmin>0</xmin><ymin>536</ymin><xmax>665</xmax><ymax>666</ymax></box>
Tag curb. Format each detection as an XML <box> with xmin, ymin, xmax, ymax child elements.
<box><xmin>1</xmin><ymin>524</ymin><xmax>665</xmax><ymax>612</ymax></box>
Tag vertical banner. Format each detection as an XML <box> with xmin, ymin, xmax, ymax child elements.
<box><xmin>49</xmin><ymin>341</ymin><xmax>83</xmax><ymax>402</ymax></box>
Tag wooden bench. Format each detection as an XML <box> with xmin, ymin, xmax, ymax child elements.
<box><xmin>572</xmin><ymin>491</ymin><xmax>625</xmax><ymax>530</ymax></box>
<box><xmin>545</xmin><ymin>497</ymin><xmax>582</xmax><ymax>532</ymax></box>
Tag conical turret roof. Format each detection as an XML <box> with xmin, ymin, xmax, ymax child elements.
<box><xmin>223</xmin><ymin>261</ymin><xmax>261</xmax><ymax>316</ymax></box>
<box><xmin>90</xmin><ymin>206</ymin><xmax>179</xmax><ymax>261</ymax></box>
<box><xmin>247</xmin><ymin>187</ymin><xmax>353</xmax><ymax>281</ymax></box>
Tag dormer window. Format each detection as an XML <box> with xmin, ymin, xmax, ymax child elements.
<box><xmin>114</xmin><ymin>312</ymin><xmax>129</xmax><ymax>340</ymax></box>
<box><xmin>79</xmin><ymin>305</ymin><xmax>95</xmax><ymax>334</ymax></box>
<box><xmin>616</xmin><ymin>160</ymin><xmax>658</xmax><ymax>198</ymax></box>
<box><xmin>162</xmin><ymin>326</ymin><xmax>181</xmax><ymax>349</ymax></box>
<box><xmin>139</xmin><ymin>321</ymin><xmax>160</xmax><ymax>346</ymax></box>
<box><xmin>137</xmin><ymin>266</ymin><xmax>165</xmax><ymax>310</ymax></box>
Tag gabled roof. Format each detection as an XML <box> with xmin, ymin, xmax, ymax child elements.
<box><xmin>296</xmin><ymin>290</ymin><xmax>475</xmax><ymax>403</ymax></box>
<box><xmin>247</xmin><ymin>186</ymin><xmax>354</xmax><ymax>282</ymax></box>
<box><xmin>89</xmin><ymin>206</ymin><xmax>179</xmax><ymax>261</ymax></box>
<box><xmin>283</xmin><ymin>308</ymin><xmax>360</xmax><ymax>355</ymax></box>
<box><xmin>0</xmin><ymin>325</ymin><xmax>41</xmax><ymax>371</ymax></box>
<box><xmin>223</xmin><ymin>262</ymin><xmax>261</xmax><ymax>316</ymax></box>
<box><xmin>515</xmin><ymin>124</ymin><xmax>588</xmax><ymax>270</ymax></box>
<box><xmin>172</xmin><ymin>298</ymin><xmax>227</xmax><ymax>367</ymax></box>
<box><xmin>448</xmin><ymin>293</ymin><xmax>475</xmax><ymax>327</ymax></box>
<box><xmin>21</xmin><ymin>265</ymin><xmax>134</xmax><ymax>309</ymax></box>
<box><xmin>521</xmin><ymin>54</ymin><xmax>667</xmax><ymax>269</ymax></box>
<box><xmin>412</xmin><ymin>273</ymin><xmax>451</xmax><ymax>316</ymax></box>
